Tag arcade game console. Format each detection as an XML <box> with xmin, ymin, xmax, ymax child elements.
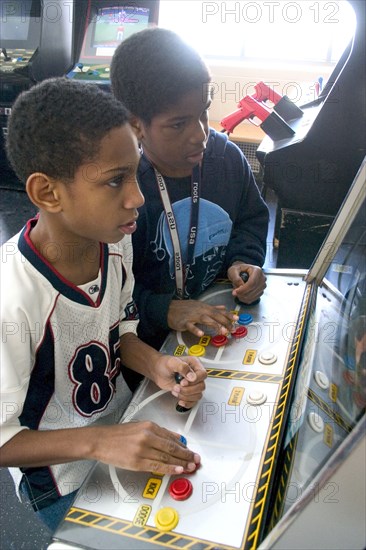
<box><xmin>67</xmin><ymin>0</ymin><xmax>159</xmax><ymax>87</ymax></box>
<box><xmin>255</xmin><ymin>0</ymin><xmax>366</xmax><ymax>268</ymax></box>
<box><xmin>0</xmin><ymin>0</ymin><xmax>41</xmax><ymax>76</ymax></box>
<box><xmin>0</xmin><ymin>0</ymin><xmax>80</xmax><ymax>189</ymax></box>
<box><xmin>49</xmin><ymin>158</ymin><xmax>366</xmax><ymax>550</ymax></box>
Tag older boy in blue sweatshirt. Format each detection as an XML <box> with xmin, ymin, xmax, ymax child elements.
<box><xmin>111</xmin><ymin>28</ymin><xmax>269</xmax><ymax>352</ymax></box>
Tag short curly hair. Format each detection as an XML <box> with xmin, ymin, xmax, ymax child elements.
<box><xmin>110</xmin><ymin>28</ymin><xmax>211</xmax><ymax>124</ymax></box>
<box><xmin>6</xmin><ymin>77</ymin><xmax>130</xmax><ymax>184</ymax></box>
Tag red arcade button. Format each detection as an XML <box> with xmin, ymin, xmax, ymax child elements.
<box><xmin>232</xmin><ymin>326</ymin><xmax>248</xmax><ymax>338</ymax></box>
<box><xmin>169</xmin><ymin>478</ymin><xmax>193</xmax><ymax>501</ymax></box>
<box><xmin>211</xmin><ymin>335</ymin><xmax>228</xmax><ymax>347</ymax></box>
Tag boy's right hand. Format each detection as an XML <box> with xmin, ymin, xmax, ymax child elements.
<box><xmin>167</xmin><ymin>299</ymin><xmax>238</xmax><ymax>337</ymax></box>
<box><xmin>94</xmin><ymin>421</ymin><xmax>201</xmax><ymax>475</ymax></box>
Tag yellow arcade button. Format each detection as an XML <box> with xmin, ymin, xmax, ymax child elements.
<box><xmin>154</xmin><ymin>507</ymin><xmax>179</xmax><ymax>531</ymax></box>
<box><xmin>188</xmin><ymin>344</ymin><xmax>205</xmax><ymax>357</ymax></box>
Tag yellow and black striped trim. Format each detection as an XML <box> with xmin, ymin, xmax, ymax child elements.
<box><xmin>64</xmin><ymin>507</ymin><xmax>236</xmax><ymax>549</ymax></box>
<box><xmin>243</xmin><ymin>283</ymin><xmax>313</xmax><ymax>549</ymax></box>
<box><xmin>307</xmin><ymin>387</ymin><xmax>353</xmax><ymax>433</ymax></box>
<box><xmin>267</xmin><ymin>433</ymin><xmax>299</xmax><ymax>529</ymax></box>
<box><xmin>206</xmin><ymin>369</ymin><xmax>282</xmax><ymax>383</ymax></box>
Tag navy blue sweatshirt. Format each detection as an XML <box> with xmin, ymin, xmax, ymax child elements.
<box><xmin>132</xmin><ymin>128</ymin><xmax>269</xmax><ymax>348</ymax></box>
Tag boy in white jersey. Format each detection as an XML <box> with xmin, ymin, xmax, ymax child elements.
<box><xmin>0</xmin><ymin>78</ymin><xmax>206</xmax><ymax>531</ymax></box>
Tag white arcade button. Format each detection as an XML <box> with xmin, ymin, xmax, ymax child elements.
<box><xmin>314</xmin><ymin>370</ymin><xmax>330</xmax><ymax>390</ymax></box>
<box><xmin>258</xmin><ymin>351</ymin><xmax>277</xmax><ymax>365</ymax></box>
<box><xmin>247</xmin><ymin>390</ymin><xmax>267</xmax><ymax>406</ymax></box>
<box><xmin>308</xmin><ymin>411</ymin><xmax>324</xmax><ymax>433</ymax></box>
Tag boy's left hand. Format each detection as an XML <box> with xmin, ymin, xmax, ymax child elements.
<box><xmin>153</xmin><ymin>356</ymin><xmax>207</xmax><ymax>410</ymax></box>
<box><xmin>228</xmin><ymin>262</ymin><xmax>266</xmax><ymax>304</ymax></box>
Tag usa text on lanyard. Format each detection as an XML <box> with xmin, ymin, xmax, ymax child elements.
<box><xmin>154</xmin><ymin>164</ymin><xmax>200</xmax><ymax>299</ymax></box>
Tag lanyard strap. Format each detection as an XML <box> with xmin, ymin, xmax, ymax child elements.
<box><xmin>154</xmin><ymin>164</ymin><xmax>200</xmax><ymax>299</ymax></box>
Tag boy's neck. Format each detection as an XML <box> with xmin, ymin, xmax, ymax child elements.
<box><xmin>158</xmin><ymin>168</ymin><xmax>192</xmax><ymax>178</ymax></box>
<box><xmin>29</xmin><ymin>215</ymin><xmax>101</xmax><ymax>285</ymax></box>
<box><xmin>152</xmin><ymin>162</ymin><xmax>192</xmax><ymax>179</ymax></box>
<box><xmin>142</xmin><ymin>150</ymin><xmax>193</xmax><ymax>179</ymax></box>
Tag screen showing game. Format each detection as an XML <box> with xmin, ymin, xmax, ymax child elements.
<box><xmin>92</xmin><ymin>5</ymin><xmax>150</xmax><ymax>56</ymax></box>
<box><xmin>68</xmin><ymin>1</ymin><xmax>158</xmax><ymax>82</ymax></box>
<box><xmin>0</xmin><ymin>0</ymin><xmax>41</xmax><ymax>50</ymax></box>
<box><xmin>1</xmin><ymin>15</ymin><xmax>31</xmax><ymax>41</ymax></box>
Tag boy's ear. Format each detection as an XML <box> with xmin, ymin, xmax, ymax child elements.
<box><xmin>129</xmin><ymin>115</ymin><xmax>144</xmax><ymax>140</ymax></box>
<box><xmin>26</xmin><ymin>173</ymin><xmax>62</xmax><ymax>212</ymax></box>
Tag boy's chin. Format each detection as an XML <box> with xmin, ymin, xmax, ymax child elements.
<box><xmin>102</xmin><ymin>234</ymin><xmax>126</xmax><ymax>244</ymax></box>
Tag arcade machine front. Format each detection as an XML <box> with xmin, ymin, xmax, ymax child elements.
<box><xmin>49</xmin><ymin>158</ymin><xmax>366</xmax><ymax>550</ymax></box>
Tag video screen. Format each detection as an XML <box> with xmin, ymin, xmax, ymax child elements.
<box><xmin>1</xmin><ymin>16</ymin><xmax>31</xmax><ymax>41</ymax></box>
<box><xmin>92</xmin><ymin>6</ymin><xmax>150</xmax><ymax>56</ymax></box>
<box><xmin>0</xmin><ymin>0</ymin><xmax>41</xmax><ymax>50</ymax></box>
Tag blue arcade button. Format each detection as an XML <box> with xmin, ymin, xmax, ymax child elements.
<box><xmin>238</xmin><ymin>313</ymin><xmax>253</xmax><ymax>325</ymax></box>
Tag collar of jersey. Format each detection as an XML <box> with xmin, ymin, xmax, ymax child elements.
<box><xmin>18</xmin><ymin>218</ymin><xmax>108</xmax><ymax>307</ymax></box>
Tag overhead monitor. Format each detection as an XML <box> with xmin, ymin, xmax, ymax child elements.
<box><xmin>0</xmin><ymin>0</ymin><xmax>41</xmax><ymax>51</ymax></box>
<box><xmin>92</xmin><ymin>6</ymin><xmax>150</xmax><ymax>55</ymax></box>
<box><xmin>79</xmin><ymin>2</ymin><xmax>157</xmax><ymax>63</ymax></box>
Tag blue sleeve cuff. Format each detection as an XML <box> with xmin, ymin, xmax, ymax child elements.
<box><xmin>145</xmin><ymin>293</ymin><xmax>173</xmax><ymax>331</ymax></box>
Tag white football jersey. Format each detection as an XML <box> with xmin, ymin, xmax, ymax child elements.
<box><xmin>1</xmin><ymin>218</ymin><xmax>139</xmax><ymax>505</ymax></box>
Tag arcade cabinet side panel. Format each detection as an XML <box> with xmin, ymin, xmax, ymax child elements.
<box><xmin>276</xmin><ymin>209</ymin><xmax>335</xmax><ymax>268</ymax></box>
<box><xmin>260</xmin><ymin>157</ymin><xmax>366</xmax><ymax>548</ymax></box>
<box><xmin>259</xmin><ymin>417</ymin><xmax>366</xmax><ymax>550</ymax></box>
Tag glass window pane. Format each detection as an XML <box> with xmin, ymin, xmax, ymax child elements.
<box><xmin>158</xmin><ymin>0</ymin><xmax>356</xmax><ymax>64</ymax></box>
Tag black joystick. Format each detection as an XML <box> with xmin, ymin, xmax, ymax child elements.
<box><xmin>1</xmin><ymin>48</ymin><xmax>11</xmax><ymax>62</ymax></box>
<box><xmin>236</xmin><ymin>271</ymin><xmax>260</xmax><ymax>306</ymax></box>
<box><xmin>174</xmin><ymin>373</ymin><xmax>191</xmax><ymax>413</ymax></box>
<box><xmin>240</xmin><ymin>271</ymin><xmax>249</xmax><ymax>283</ymax></box>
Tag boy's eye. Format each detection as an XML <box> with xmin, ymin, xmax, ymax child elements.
<box><xmin>106</xmin><ymin>175</ymin><xmax>126</xmax><ymax>188</ymax></box>
<box><xmin>171</xmin><ymin>121</ymin><xmax>185</xmax><ymax>130</ymax></box>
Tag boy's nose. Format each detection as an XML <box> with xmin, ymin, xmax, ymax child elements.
<box><xmin>133</xmin><ymin>184</ymin><xmax>145</xmax><ymax>208</ymax></box>
<box><xmin>124</xmin><ymin>179</ymin><xmax>145</xmax><ymax>209</ymax></box>
<box><xmin>190</xmin><ymin>121</ymin><xmax>208</xmax><ymax>144</ymax></box>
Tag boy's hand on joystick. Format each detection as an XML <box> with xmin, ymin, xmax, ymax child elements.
<box><xmin>229</xmin><ymin>265</ymin><xmax>265</xmax><ymax>306</ymax></box>
<box><xmin>174</xmin><ymin>372</ymin><xmax>192</xmax><ymax>413</ymax></box>
<box><xmin>240</xmin><ymin>271</ymin><xmax>249</xmax><ymax>283</ymax></box>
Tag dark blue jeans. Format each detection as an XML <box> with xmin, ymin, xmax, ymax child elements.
<box><xmin>19</xmin><ymin>478</ymin><xmax>78</xmax><ymax>532</ymax></box>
